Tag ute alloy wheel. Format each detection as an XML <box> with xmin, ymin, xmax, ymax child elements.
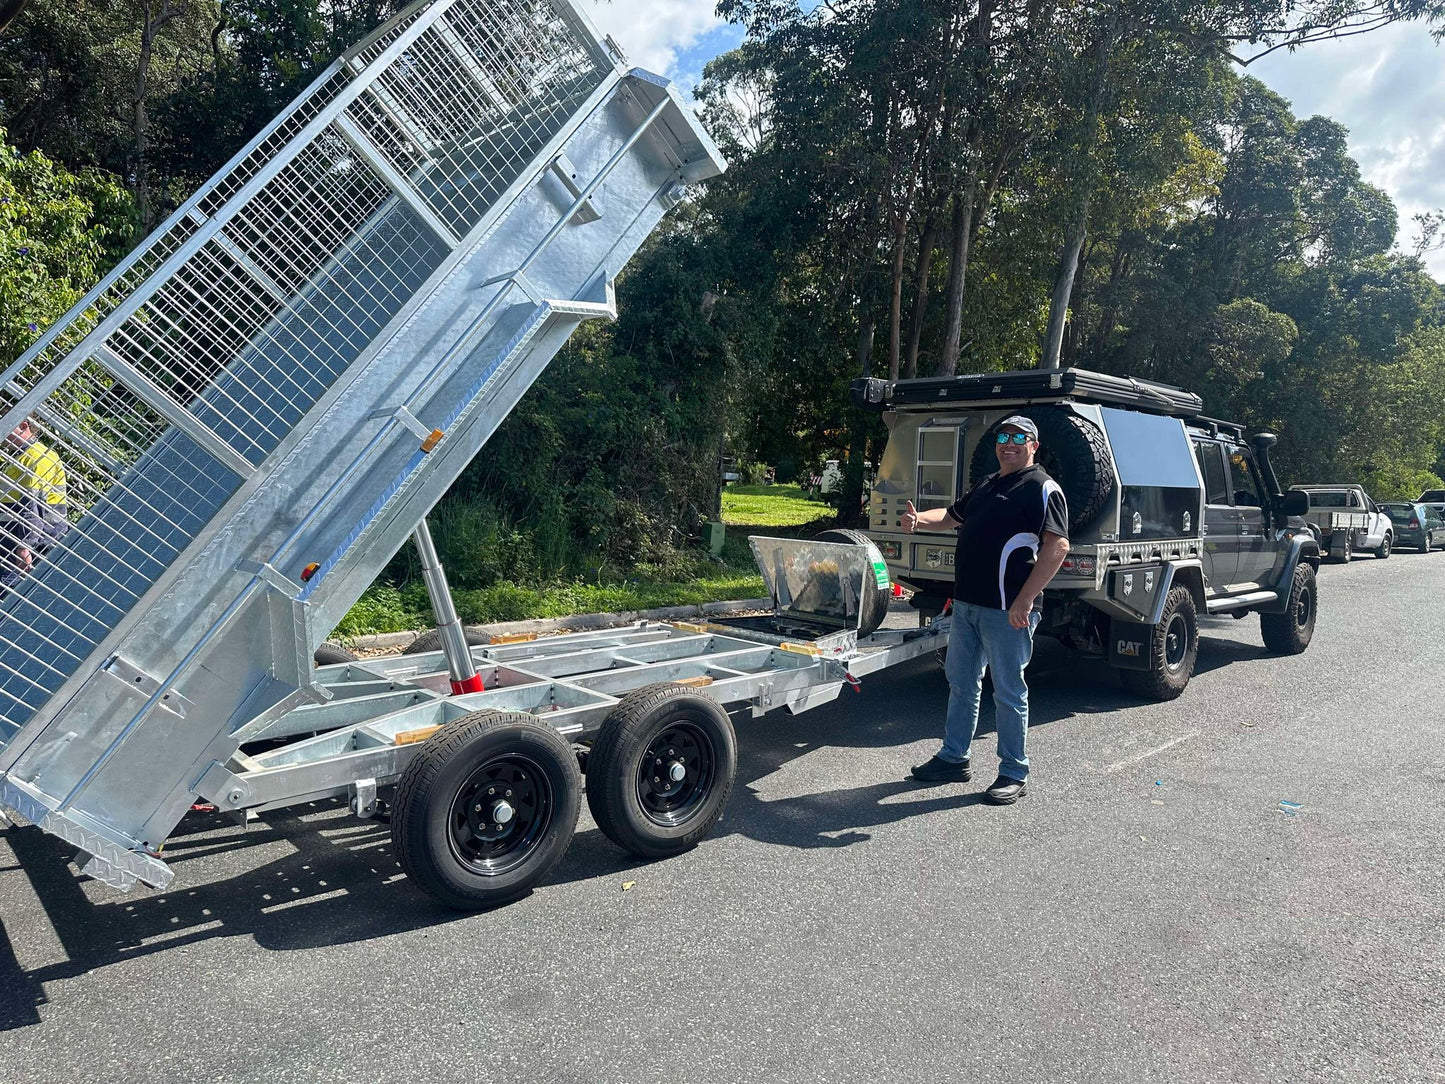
<box><xmin>391</xmin><ymin>710</ymin><xmax>580</xmax><ymax>910</ymax></box>
<box><xmin>586</xmin><ymin>683</ymin><xmax>738</xmax><ymax>859</ymax></box>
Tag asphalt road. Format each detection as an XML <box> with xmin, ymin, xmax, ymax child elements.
<box><xmin>2</xmin><ymin>553</ymin><xmax>1443</xmax><ymax>1084</ymax></box>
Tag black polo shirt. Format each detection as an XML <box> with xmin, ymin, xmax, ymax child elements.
<box><xmin>948</xmin><ymin>464</ymin><xmax>1069</xmax><ymax>610</ymax></box>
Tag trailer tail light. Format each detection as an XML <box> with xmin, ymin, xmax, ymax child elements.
<box><xmin>1061</xmin><ymin>555</ymin><xmax>1096</xmax><ymax>575</ymax></box>
<box><xmin>880</xmin><ymin>541</ymin><xmax>901</xmax><ymax>560</ymax></box>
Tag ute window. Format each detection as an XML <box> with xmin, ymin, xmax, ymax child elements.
<box><xmin>916</xmin><ymin>426</ymin><xmax>959</xmax><ymax>512</ymax></box>
<box><xmin>1193</xmin><ymin>440</ymin><xmax>1229</xmax><ymax>505</ymax></box>
<box><xmin>1227</xmin><ymin>447</ymin><xmax>1262</xmax><ymax>507</ymax></box>
<box><xmin>1310</xmin><ymin>492</ymin><xmax>1347</xmax><ymax>507</ymax></box>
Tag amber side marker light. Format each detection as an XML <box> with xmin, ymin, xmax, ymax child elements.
<box><xmin>300</xmin><ymin>562</ymin><xmax>320</xmax><ymax>582</ymax></box>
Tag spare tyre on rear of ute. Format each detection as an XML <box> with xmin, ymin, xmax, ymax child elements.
<box><xmin>968</xmin><ymin>406</ymin><xmax>1113</xmax><ymax>532</ymax></box>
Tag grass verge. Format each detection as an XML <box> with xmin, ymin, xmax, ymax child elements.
<box><xmin>334</xmin><ymin>487</ymin><xmax>838</xmax><ymax>638</ymax></box>
<box><xmin>721</xmin><ymin>483</ymin><xmax>835</xmax><ymax>529</ymax></box>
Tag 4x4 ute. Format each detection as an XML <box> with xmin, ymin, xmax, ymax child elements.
<box><xmin>851</xmin><ymin>367</ymin><xmax>1321</xmax><ymax>699</ymax></box>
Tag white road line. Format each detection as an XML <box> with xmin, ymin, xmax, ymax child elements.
<box><xmin>1103</xmin><ymin>728</ymin><xmax>1201</xmax><ymax>774</ymax></box>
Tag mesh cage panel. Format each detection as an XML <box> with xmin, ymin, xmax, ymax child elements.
<box><xmin>0</xmin><ymin>0</ymin><xmax>610</xmax><ymax>743</ymax></box>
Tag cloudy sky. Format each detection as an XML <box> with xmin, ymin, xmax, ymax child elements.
<box><xmin>580</xmin><ymin>3</ymin><xmax>1445</xmax><ymax>280</ymax></box>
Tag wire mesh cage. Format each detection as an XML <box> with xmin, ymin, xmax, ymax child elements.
<box><xmin>0</xmin><ymin>0</ymin><xmax>612</xmax><ymax>744</ymax></box>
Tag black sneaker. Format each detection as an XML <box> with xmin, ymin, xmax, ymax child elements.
<box><xmin>983</xmin><ymin>775</ymin><xmax>1027</xmax><ymax>805</ymax></box>
<box><xmin>910</xmin><ymin>755</ymin><xmax>972</xmax><ymax>784</ymax></box>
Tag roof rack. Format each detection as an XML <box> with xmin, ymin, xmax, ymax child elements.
<box><xmin>1192</xmin><ymin>415</ymin><xmax>1248</xmax><ymax>440</ymax></box>
<box><xmin>851</xmin><ymin>367</ymin><xmax>1205</xmax><ymax>417</ymax></box>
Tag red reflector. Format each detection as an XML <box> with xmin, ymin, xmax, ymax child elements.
<box><xmin>300</xmin><ymin>562</ymin><xmax>320</xmax><ymax>582</ymax></box>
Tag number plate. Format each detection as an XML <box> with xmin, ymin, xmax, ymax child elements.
<box><xmin>918</xmin><ymin>545</ymin><xmax>955</xmax><ymax>570</ymax></box>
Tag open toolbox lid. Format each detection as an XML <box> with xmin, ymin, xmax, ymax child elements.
<box><xmin>748</xmin><ymin>537</ymin><xmax>888</xmax><ymax>631</ymax></box>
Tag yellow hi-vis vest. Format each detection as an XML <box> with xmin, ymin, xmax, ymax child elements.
<box><xmin>4</xmin><ymin>439</ymin><xmax>67</xmax><ymax>508</ymax></box>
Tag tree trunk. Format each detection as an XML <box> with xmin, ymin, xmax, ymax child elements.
<box><xmin>1041</xmin><ymin>197</ymin><xmax>1091</xmax><ymax>370</ymax></box>
<box><xmin>839</xmin><ymin>415</ymin><xmax>869</xmax><ymax>528</ymax></box>
<box><xmin>887</xmin><ymin>218</ymin><xmax>907</xmax><ymax>380</ymax></box>
<box><xmin>938</xmin><ymin>166</ymin><xmax>979</xmax><ymax>377</ymax></box>
<box><xmin>133</xmin><ymin>1</ymin><xmax>177</xmax><ymax>233</ymax></box>
<box><xmin>1040</xmin><ymin>13</ymin><xmax>1117</xmax><ymax>370</ymax></box>
<box><xmin>856</xmin><ymin>309</ymin><xmax>877</xmax><ymax>379</ymax></box>
<box><xmin>903</xmin><ymin>211</ymin><xmax>939</xmax><ymax>379</ymax></box>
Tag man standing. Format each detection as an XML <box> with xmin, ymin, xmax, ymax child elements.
<box><xmin>2</xmin><ymin>417</ymin><xmax>68</xmax><ymax>589</ymax></box>
<box><xmin>901</xmin><ymin>415</ymin><xmax>1070</xmax><ymax>804</ymax></box>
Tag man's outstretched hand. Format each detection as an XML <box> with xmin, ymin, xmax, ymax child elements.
<box><xmin>902</xmin><ymin>500</ymin><xmax>918</xmax><ymax>533</ymax></box>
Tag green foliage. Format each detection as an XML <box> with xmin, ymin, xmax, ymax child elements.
<box><xmin>0</xmin><ymin>129</ymin><xmax>135</xmax><ymax>364</ymax></box>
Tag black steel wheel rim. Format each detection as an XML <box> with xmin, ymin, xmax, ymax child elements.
<box><xmin>1295</xmin><ymin>585</ymin><xmax>1314</xmax><ymax>628</ymax></box>
<box><xmin>446</xmin><ymin>753</ymin><xmax>553</xmax><ymax>876</ymax></box>
<box><xmin>1164</xmin><ymin>612</ymin><xmax>1190</xmax><ymax>671</ymax></box>
<box><xmin>636</xmin><ymin>720</ymin><xmax>717</xmax><ymax>827</ymax></box>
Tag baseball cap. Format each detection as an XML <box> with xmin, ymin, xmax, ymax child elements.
<box><xmin>997</xmin><ymin>415</ymin><xmax>1038</xmax><ymax>439</ymax></box>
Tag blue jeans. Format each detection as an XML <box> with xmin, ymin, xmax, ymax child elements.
<box><xmin>938</xmin><ymin>601</ymin><xmax>1039</xmax><ymax>782</ymax></box>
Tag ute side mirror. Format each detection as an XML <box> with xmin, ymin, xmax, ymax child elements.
<box><xmin>1280</xmin><ymin>490</ymin><xmax>1309</xmax><ymax>516</ymax></box>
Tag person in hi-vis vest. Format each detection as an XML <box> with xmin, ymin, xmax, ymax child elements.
<box><xmin>2</xmin><ymin>417</ymin><xmax>68</xmax><ymax>589</ymax></box>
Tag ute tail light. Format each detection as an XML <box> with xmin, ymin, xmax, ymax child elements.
<box><xmin>1060</xmin><ymin>555</ymin><xmax>1096</xmax><ymax>575</ymax></box>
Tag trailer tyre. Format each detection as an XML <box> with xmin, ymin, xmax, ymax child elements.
<box><xmin>586</xmin><ymin>683</ymin><xmax>737</xmax><ymax>860</ymax></box>
<box><xmin>813</xmin><ymin>528</ymin><xmax>891</xmax><ymax>636</ymax></box>
<box><xmin>391</xmin><ymin>710</ymin><xmax>580</xmax><ymax>910</ymax></box>
<box><xmin>404</xmin><ymin>626</ymin><xmax>490</xmax><ymax>655</ymax></box>
<box><xmin>313</xmin><ymin>641</ymin><xmax>356</xmax><ymax>665</ymax></box>
<box><xmin>968</xmin><ymin>406</ymin><xmax>1114</xmax><ymax>532</ymax></box>
<box><xmin>1120</xmin><ymin>586</ymin><xmax>1198</xmax><ymax>701</ymax></box>
<box><xmin>1261</xmin><ymin>563</ymin><xmax>1316</xmax><ymax>655</ymax></box>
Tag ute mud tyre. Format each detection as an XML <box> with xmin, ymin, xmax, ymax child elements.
<box><xmin>1261</xmin><ymin>563</ymin><xmax>1317</xmax><ymax>655</ymax></box>
<box><xmin>1120</xmin><ymin>586</ymin><xmax>1199</xmax><ymax>701</ymax></box>
<box><xmin>1374</xmin><ymin>533</ymin><xmax>1391</xmax><ymax>559</ymax></box>
<box><xmin>585</xmin><ymin>683</ymin><xmax>738</xmax><ymax>860</ymax></box>
<box><xmin>391</xmin><ymin>710</ymin><xmax>581</xmax><ymax>910</ymax></box>
<box><xmin>968</xmin><ymin>406</ymin><xmax>1114</xmax><ymax>533</ymax></box>
<box><xmin>404</xmin><ymin>626</ymin><xmax>490</xmax><ymax>655</ymax></box>
<box><xmin>814</xmin><ymin>528</ymin><xmax>891</xmax><ymax>636</ymax></box>
<box><xmin>314</xmin><ymin>641</ymin><xmax>356</xmax><ymax>665</ymax></box>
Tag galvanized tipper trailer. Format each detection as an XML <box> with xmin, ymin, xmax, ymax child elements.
<box><xmin>0</xmin><ymin>0</ymin><xmax>944</xmax><ymax>909</ymax></box>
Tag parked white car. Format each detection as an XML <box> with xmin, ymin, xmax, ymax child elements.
<box><xmin>1290</xmin><ymin>485</ymin><xmax>1393</xmax><ymax>561</ymax></box>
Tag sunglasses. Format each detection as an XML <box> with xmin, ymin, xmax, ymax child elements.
<box><xmin>995</xmin><ymin>432</ymin><xmax>1033</xmax><ymax>445</ymax></box>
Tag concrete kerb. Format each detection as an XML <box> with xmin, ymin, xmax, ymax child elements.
<box><xmin>344</xmin><ymin>598</ymin><xmax>775</xmax><ymax>653</ymax></box>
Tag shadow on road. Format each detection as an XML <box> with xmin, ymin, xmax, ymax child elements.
<box><xmin>0</xmin><ymin>626</ymin><xmax>1277</xmax><ymax>1029</ymax></box>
